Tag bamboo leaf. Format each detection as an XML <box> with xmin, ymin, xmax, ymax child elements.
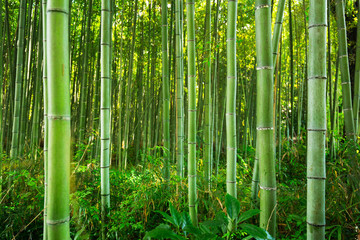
<box><xmin>237</xmin><ymin>209</ymin><xmax>260</xmax><ymax>223</ymax></box>
<box><xmin>169</xmin><ymin>203</ymin><xmax>182</xmax><ymax>228</ymax></box>
<box><xmin>239</xmin><ymin>223</ymin><xmax>272</xmax><ymax>239</ymax></box>
<box><xmin>225</xmin><ymin>194</ymin><xmax>240</xmax><ymax>220</ymax></box>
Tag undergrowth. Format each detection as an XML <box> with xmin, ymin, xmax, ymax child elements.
<box><xmin>0</xmin><ymin>138</ymin><xmax>359</xmax><ymax>239</ymax></box>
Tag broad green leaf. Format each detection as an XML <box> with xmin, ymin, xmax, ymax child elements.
<box><xmin>239</xmin><ymin>223</ymin><xmax>269</xmax><ymax>239</ymax></box>
<box><xmin>169</xmin><ymin>203</ymin><xmax>182</xmax><ymax>228</ymax></box>
<box><xmin>155</xmin><ymin>210</ymin><xmax>175</xmax><ymax>226</ymax></box>
<box><xmin>225</xmin><ymin>194</ymin><xmax>240</xmax><ymax>220</ymax></box>
<box><xmin>181</xmin><ymin>212</ymin><xmax>192</xmax><ymax>229</ymax></box>
<box><xmin>237</xmin><ymin>209</ymin><xmax>260</xmax><ymax>223</ymax></box>
<box><xmin>143</xmin><ymin>224</ymin><xmax>185</xmax><ymax>240</ymax></box>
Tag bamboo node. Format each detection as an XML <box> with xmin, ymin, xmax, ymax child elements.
<box><xmin>100</xmin><ymin>166</ymin><xmax>110</xmax><ymax>168</ymax></box>
<box><xmin>308</xmin><ymin>24</ymin><xmax>327</xmax><ymax>29</ymax></box>
<box><xmin>341</xmin><ymin>81</ymin><xmax>350</xmax><ymax>85</ymax></box>
<box><xmin>101</xmin><ymin>193</ymin><xmax>110</xmax><ymax>196</ymax></box>
<box><xmin>307</xmin><ymin>176</ymin><xmax>326</xmax><ymax>180</ymax></box>
<box><xmin>307</xmin><ymin>128</ymin><xmax>326</xmax><ymax>131</ymax></box>
<box><xmin>47</xmin><ymin>8</ymin><xmax>69</xmax><ymax>15</ymax></box>
<box><xmin>256</xmin><ymin>127</ymin><xmax>273</xmax><ymax>130</ymax></box>
<box><xmin>47</xmin><ymin>217</ymin><xmax>70</xmax><ymax>225</ymax></box>
<box><xmin>47</xmin><ymin>115</ymin><xmax>71</xmax><ymax>121</ymax></box>
<box><xmin>188</xmin><ymin>175</ymin><xmax>197</xmax><ymax>177</ymax></box>
<box><xmin>342</xmin><ymin>108</ymin><xmax>352</xmax><ymax>111</ymax></box>
<box><xmin>339</xmin><ymin>55</ymin><xmax>348</xmax><ymax>58</ymax></box>
<box><xmin>226</xmin><ymin>181</ymin><xmax>236</xmax><ymax>183</ymax></box>
<box><xmin>188</xmin><ymin>109</ymin><xmax>197</xmax><ymax>112</ymax></box>
<box><xmin>227</xmin><ymin>147</ymin><xmax>236</xmax><ymax>151</ymax></box>
<box><xmin>308</xmin><ymin>76</ymin><xmax>327</xmax><ymax>80</ymax></box>
<box><xmin>306</xmin><ymin>221</ymin><xmax>326</xmax><ymax>227</ymax></box>
<box><xmin>275</xmin><ymin>21</ymin><xmax>283</xmax><ymax>24</ymax></box>
<box><xmin>255</xmin><ymin>4</ymin><xmax>270</xmax><ymax>10</ymax></box>
<box><xmin>256</xmin><ymin>66</ymin><xmax>273</xmax><ymax>70</ymax></box>
<box><xmin>260</xmin><ymin>186</ymin><xmax>276</xmax><ymax>191</ymax></box>
<box><xmin>188</xmin><ymin>142</ymin><xmax>196</xmax><ymax>144</ymax></box>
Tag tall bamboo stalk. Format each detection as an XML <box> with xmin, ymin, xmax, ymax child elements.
<box><xmin>226</xmin><ymin>0</ymin><xmax>237</xmax><ymax>199</ymax></box>
<box><xmin>46</xmin><ymin>0</ymin><xmax>71</xmax><ymax>238</ymax></box>
<box><xmin>42</xmin><ymin>0</ymin><xmax>48</xmax><ymax>238</ymax></box>
<box><xmin>204</xmin><ymin>0</ymin><xmax>212</xmax><ymax>191</ymax></box>
<box><xmin>255</xmin><ymin>0</ymin><xmax>276</xmax><ymax>237</ymax></box>
<box><xmin>272</xmin><ymin>0</ymin><xmax>285</xmax><ymax>71</ymax></box>
<box><xmin>187</xmin><ymin>0</ymin><xmax>198</xmax><ymax>226</ymax></box>
<box><xmin>307</xmin><ymin>0</ymin><xmax>327</xmax><ymax>238</ymax></box>
<box><xmin>353</xmin><ymin>0</ymin><xmax>360</xmax><ymax>135</ymax></box>
<box><xmin>161</xmin><ymin>0</ymin><xmax>171</xmax><ymax>180</ymax></box>
<box><xmin>335</xmin><ymin>0</ymin><xmax>355</xmax><ymax>140</ymax></box>
<box><xmin>10</xmin><ymin>0</ymin><xmax>26</xmax><ymax>160</ymax></box>
<box><xmin>175</xmin><ymin>0</ymin><xmax>184</xmax><ymax>179</ymax></box>
<box><xmin>100</xmin><ymin>0</ymin><xmax>111</xmax><ymax>238</ymax></box>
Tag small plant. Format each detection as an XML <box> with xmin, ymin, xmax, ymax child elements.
<box><xmin>144</xmin><ymin>194</ymin><xmax>273</xmax><ymax>240</ymax></box>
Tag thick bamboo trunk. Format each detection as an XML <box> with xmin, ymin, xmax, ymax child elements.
<box><xmin>46</xmin><ymin>0</ymin><xmax>71</xmax><ymax>238</ymax></box>
<box><xmin>255</xmin><ymin>0</ymin><xmax>276</xmax><ymax>237</ymax></box>
<box><xmin>100</xmin><ymin>0</ymin><xmax>111</xmax><ymax>238</ymax></box>
<box><xmin>307</xmin><ymin>0</ymin><xmax>327</xmax><ymax>238</ymax></box>
<box><xmin>186</xmin><ymin>0</ymin><xmax>198</xmax><ymax>226</ymax></box>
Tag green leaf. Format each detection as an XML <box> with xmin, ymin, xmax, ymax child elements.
<box><xmin>74</xmin><ymin>227</ymin><xmax>85</xmax><ymax>240</ymax></box>
<box><xmin>225</xmin><ymin>194</ymin><xmax>240</xmax><ymax>220</ymax></box>
<box><xmin>239</xmin><ymin>223</ymin><xmax>269</xmax><ymax>239</ymax></box>
<box><xmin>169</xmin><ymin>203</ymin><xmax>182</xmax><ymax>228</ymax></box>
<box><xmin>143</xmin><ymin>224</ymin><xmax>185</xmax><ymax>240</ymax></box>
<box><xmin>237</xmin><ymin>209</ymin><xmax>260</xmax><ymax>223</ymax></box>
<box><xmin>183</xmin><ymin>224</ymin><xmax>202</xmax><ymax>235</ymax></box>
<box><xmin>181</xmin><ymin>212</ymin><xmax>192</xmax><ymax>229</ymax></box>
<box><xmin>195</xmin><ymin>233</ymin><xmax>217</xmax><ymax>240</ymax></box>
<box><xmin>155</xmin><ymin>210</ymin><xmax>175</xmax><ymax>226</ymax></box>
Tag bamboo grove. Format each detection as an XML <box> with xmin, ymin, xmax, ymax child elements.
<box><xmin>0</xmin><ymin>0</ymin><xmax>360</xmax><ymax>239</ymax></box>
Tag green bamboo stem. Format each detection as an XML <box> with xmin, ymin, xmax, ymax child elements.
<box><xmin>78</xmin><ymin>0</ymin><xmax>93</xmax><ymax>144</ymax></box>
<box><xmin>186</xmin><ymin>0</ymin><xmax>198</xmax><ymax>226</ymax></box>
<box><xmin>204</xmin><ymin>0</ymin><xmax>212</xmax><ymax>191</ymax></box>
<box><xmin>161</xmin><ymin>0</ymin><xmax>171</xmax><ymax>180</ymax></box>
<box><xmin>46</xmin><ymin>0</ymin><xmax>71</xmax><ymax>238</ymax></box>
<box><xmin>226</xmin><ymin>0</ymin><xmax>237</xmax><ymax>199</ymax></box>
<box><xmin>10</xmin><ymin>0</ymin><xmax>26</xmax><ymax>160</ymax></box>
<box><xmin>353</xmin><ymin>0</ymin><xmax>360</xmax><ymax>135</ymax></box>
<box><xmin>42</xmin><ymin>0</ymin><xmax>48</xmax><ymax>237</ymax></box>
<box><xmin>307</xmin><ymin>0</ymin><xmax>327</xmax><ymax>238</ymax></box>
<box><xmin>335</xmin><ymin>0</ymin><xmax>356</xmax><ymax>140</ymax></box>
<box><xmin>31</xmin><ymin>12</ymin><xmax>43</xmax><ymax>154</ymax></box>
<box><xmin>272</xmin><ymin>0</ymin><xmax>285</xmax><ymax>71</ymax></box>
<box><xmin>123</xmin><ymin>0</ymin><xmax>138</xmax><ymax>169</ymax></box>
<box><xmin>175</xmin><ymin>0</ymin><xmax>184</xmax><ymax>179</ymax></box>
<box><xmin>100</xmin><ymin>0</ymin><xmax>111</xmax><ymax>238</ymax></box>
<box><xmin>255</xmin><ymin>0</ymin><xmax>276</xmax><ymax>237</ymax></box>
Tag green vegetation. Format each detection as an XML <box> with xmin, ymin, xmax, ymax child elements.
<box><xmin>0</xmin><ymin>0</ymin><xmax>360</xmax><ymax>239</ymax></box>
